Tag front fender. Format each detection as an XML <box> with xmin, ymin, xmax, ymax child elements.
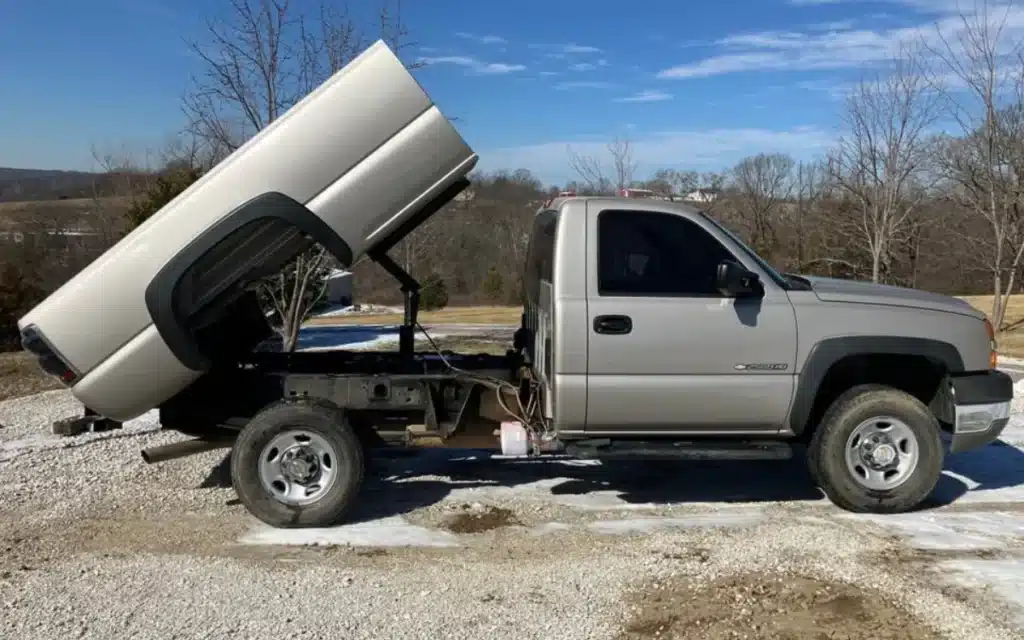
<box><xmin>788</xmin><ymin>335</ymin><xmax>964</xmax><ymax>435</ymax></box>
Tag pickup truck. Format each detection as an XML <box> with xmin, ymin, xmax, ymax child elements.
<box><xmin>17</xmin><ymin>41</ymin><xmax>1014</xmax><ymax>528</ymax></box>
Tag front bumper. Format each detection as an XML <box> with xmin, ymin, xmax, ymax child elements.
<box><xmin>949</xmin><ymin>369</ymin><xmax>1014</xmax><ymax>453</ymax></box>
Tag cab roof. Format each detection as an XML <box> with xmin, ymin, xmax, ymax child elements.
<box><xmin>537</xmin><ymin>194</ymin><xmax>705</xmax><ymax>216</ymax></box>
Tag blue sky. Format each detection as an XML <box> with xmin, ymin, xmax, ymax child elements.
<box><xmin>0</xmin><ymin>0</ymin><xmax>1011</xmax><ymax>185</ymax></box>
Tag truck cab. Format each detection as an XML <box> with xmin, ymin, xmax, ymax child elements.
<box><xmin>523</xmin><ymin>196</ymin><xmax>802</xmax><ymax>436</ymax></box>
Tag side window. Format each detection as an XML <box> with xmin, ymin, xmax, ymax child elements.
<box><xmin>523</xmin><ymin>209</ymin><xmax>558</xmax><ymax>301</ymax></box>
<box><xmin>597</xmin><ymin>209</ymin><xmax>736</xmax><ymax>297</ymax></box>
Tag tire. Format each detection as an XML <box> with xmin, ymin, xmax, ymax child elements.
<box><xmin>808</xmin><ymin>384</ymin><xmax>943</xmax><ymax>514</ymax></box>
<box><xmin>231</xmin><ymin>398</ymin><xmax>365</xmax><ymax>528</ymax></box>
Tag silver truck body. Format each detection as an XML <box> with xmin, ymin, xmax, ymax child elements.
<box><xmin>523</xmin><ymin>197</ymin><xmax>1008</xmax><ymax>453</ymax></box>
<box><xmin>18</xmin><ymin>40</ymin><xmax>477</xmax><ymax>422</ymax></box>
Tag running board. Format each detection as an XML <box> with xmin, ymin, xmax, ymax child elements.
<box><xmin>564</xmin><ymin>439</ymin><xmax>794</xmax><ymax>461</ymax></box>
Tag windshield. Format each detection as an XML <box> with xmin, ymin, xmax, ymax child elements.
<box><xmin>699</xmin><ymin>212</ymin><xmax>791</xmax><ymax>290</ymax></box>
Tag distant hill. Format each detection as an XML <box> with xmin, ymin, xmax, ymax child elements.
<box><xmin>0</xmin><ymin>167</ymin><xmax>148</xmax><ymax>202</ymax></box>
<box><xmin>0</xmin><ymin>167</ymin><xmax>100</xmax><ymax>202</ymax></box>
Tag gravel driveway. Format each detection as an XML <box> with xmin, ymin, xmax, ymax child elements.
<box><xmin>1</xmin><ymin>389</ymin><xmax>1023</xmax><ymax>640</ymax></box>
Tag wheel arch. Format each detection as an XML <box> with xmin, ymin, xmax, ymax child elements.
<box><xmin>789</xmin><ymin>336</ymin><xmax>963</xmax><ymax>437</ymax></box>
<box><xmin>145</xmin><ymin>191</ymin><xmax>354</xmax><ymax>372</ymax></box>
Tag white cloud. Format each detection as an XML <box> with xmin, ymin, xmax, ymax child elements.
<box><xmin>808</xmin><ymin>19</ymin><xmax>857</xmax><ymax>30</ymax></box>
<box><xmin>787</xmin><ymin>0</ymin><xmax>849</xmax><ymax>5</ymax></box>
<box><xmin>658</xmin><ymin>3</ymin><xmax>1024</xmax><ymax>79</ymax></box>
<box><xmin>456</xmin><ymin>32</ymin><xmax>507</xmax><ymax>45</ymax></box>
<box><xmin>563</xmin><ymin>44</ymin><xmax>602</xmax><ymax>53</ymax></box>
<box><xmin>419</xmin><ymin>55</ymin><xmax>525</xmax><ymax>74</ymax></box>
<box><xmin>569</xmin><ymin>62</ymin><xmax>596</xmax><ymax>71</ymax></box>
<box><xmin>615</xmin><ymin>90</ymin><xmax>673</xmax><ymax>102</ymax></box>
<box><xmin>478</xmin><ymin>127</ymin><xmax>835</xmax><ymax>184</ymax></box>
<box><xmin>530</xmin><ymin>43</ymin><xmax>602</xmax><ymax>54</ymax></box>
<box><xmin>480</xmin><ymin>63</ymin><xmax>526</xmax><ymax>74</ymax></box>
<box><xmin>538</xmin><ymin>71</ymin><xmax>559</xmax><ymax>76</ymax></box>
<box><xmin>555</xmin><ymin>80</ymin><xmax>617</xmax><ymax>90</ymax></box>
<box><xmin>789</xmin><ymin>0</ymin><xmax>966</xmax><ymax>9</ymax></box>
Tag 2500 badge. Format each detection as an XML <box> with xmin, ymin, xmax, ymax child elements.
<box><xmin>733</xmin><ymin>363</ymin><xmax>789</xmax><ymax>371</ymax></box>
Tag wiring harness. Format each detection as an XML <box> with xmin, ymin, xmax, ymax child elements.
<box><xmin>414</xmin><ymin>322</ymin><xmax>549</xmax><ymax>452</ymax></box>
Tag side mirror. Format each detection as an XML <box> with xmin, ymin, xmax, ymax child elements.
<box><xmin>716</xmin><ymin>260</ymin><xmax>763</xmax><ymax>298</ymax></box>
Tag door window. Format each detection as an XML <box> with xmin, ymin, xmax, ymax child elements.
<box><xmin>597</xmin><ymin>209</ymin><xmax>736</xmax><ymax>297</ymax></box>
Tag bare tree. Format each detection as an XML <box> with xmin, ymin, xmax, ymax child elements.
<box><xmin>182</xmin><ymin>0</ymin><xmax>417</xmax><ymax>350</ymax></box>
<box><xmin>792</xmin><ymin>160</ymin><xmax>827</xmax><ymax>272</ymax></box>
<box><xmin>827</xmin><ymin>48</ymin><xmax>940</xmax><ymax>283</ymax></box>
<box><xmin>87</xmin><ymin>145</ymin><xmax>155</xmax><ymax>245</ymax></box>
<box><xmin>643</xmin><ymin>168</ymin><xmax>699</xmax><ymax>196</ymax></box>
<box><xmin>567</xmin><ymin>136</ymin><xmax>637</xmax><ymax>194</ymax></box>
<box><xmin>732</xmin><ymin>153</ymin><xmax>795</xmax><ymax>260</ymax></box>
<box><xmin>925</xmin><ymin>0</ymin><xmax>1024</xmax><ymax>328</ymax></box>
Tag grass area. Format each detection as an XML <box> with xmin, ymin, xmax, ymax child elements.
<box><xmin>305</xmin><ymin>305</ymin><xmax>522</xmax><ymax>327</ymax></box>
<box><xmin>0</xmin><ymin>351</ymin><xmax>62</xmax><ymax>402</ymax></box>
<box><xmin>0</xmin><ymin>196</ymin><xmax>131</xmax><ymax>214</ymax></box>
<box><xmin>961</xmin><ymin>294</ymin><xmax>1024</xmax><ymax>357</ymax></box>
<box><xmin>418</xmin><ymin>336</ymin><xmax>509</xmax><ymax>356</ymax></box>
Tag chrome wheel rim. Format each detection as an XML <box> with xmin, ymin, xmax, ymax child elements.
<box><xmin>258</xmin><ymin>430</ymin><xmax>338</xmax><ymax>505</ymax></box>
<box><xmin>844</xmin><ymin>416</ymin><xmax>920</xmax><ymax>491</ymax></box>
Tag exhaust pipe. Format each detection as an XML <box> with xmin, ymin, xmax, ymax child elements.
<box><xmin>141</xmin><ymin>438</ymin><xmax>233</xmax><ymax>464</ymax></box>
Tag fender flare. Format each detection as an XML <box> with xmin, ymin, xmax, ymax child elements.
<box><xmin>145</xmin><ymin>191</ymin><xmax>354</xmax><ymax>372</ymax></box>
<box><xmin>788</xmin><ymin>335</ymin><xmax>964</xmax><ymax>435</ymax></box>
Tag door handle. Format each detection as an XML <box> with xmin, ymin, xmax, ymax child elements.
<box><xmin>593</xmin><ymin>315</ymin><xmax>632</xmax><ymax>335</ymax></box>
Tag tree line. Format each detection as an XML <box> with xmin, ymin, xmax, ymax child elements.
<box><xmin>4</xmin><ymin>0</ymin><xmax>1024</xmax><ymax>351</ymax></box>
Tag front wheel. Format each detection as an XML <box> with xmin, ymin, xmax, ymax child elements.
<box><xmin>231</xmin><ymin>399</ymin><xmax>365</xmax><ymax>528</ymax></box>
<box><xmin>809</xmin><ymin>384</ymin><xmax>943</xmax><ymax>514</ymax></box>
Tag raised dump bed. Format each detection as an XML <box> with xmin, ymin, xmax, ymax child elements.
<box><xmin>18</xmin><ymin>39</ymin><xmax>478</xmax><ymax>423</ymax></box>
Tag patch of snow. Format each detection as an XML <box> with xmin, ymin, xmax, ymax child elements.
<box><xmin>297</xmin><ymin>330</ymin><xmax>449</xmax><ymax>353</ymax></box>
<box><xmin>550</xmin><ymin>493</ymin><xmax>669</xmax><ymax>511</ymax></box>
<box><xmin>938</xmin><ymin>451</ymin><xmax>1024</xmax><ymax>504</ymax></box>
<box><xmin>299</xmin><ymin>334</ymin><xmax>398</xmax><ymax>352</ymax></box>
<box><xmin>938</xmin><ymin>558</ymin><xmax>1024</xmax><ymax>627</ymax></box>
<box><xmin>1011</xmin><ymin>379</ymin><xmax>1024</xmax><ymax>415</ymax></box>
<box><xmin>0</xmin><ymin>433</ymin><xmax>60</xmax><ymax>463</ymax></box>
<box><xmin>839</xmin><ymin>512</ymin><xmax>1024</xmax><ymax>550</ymax></box>
<box><xmin>0</xmin><ymin>406</ymin><xmax>161</xmax><ymax>464</ymax></box>
<box><xmin>1003</xmin><ymin>417</ymin><xmax>1024</xmax><ymax>447</ymax></box>
<box><xmin>529</xmin><ymin>522</ymin><xmax>573</xmax><ymax>535</ymax></box>
<box><xmin>311</xmin><ymin>303</ymin><xmax>402</xmax><ymax>318</ymax></box>
<box><xmin>239</xmin><ymin>515</ymin><xmax>460</xmax><ymax>548</ymax></box>
<box><xmin>587</xmin><ymin>510</ymin><xmax>766</xmax><ymax>535</ymax></box>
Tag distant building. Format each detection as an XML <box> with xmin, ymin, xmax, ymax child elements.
<box><xmin>324</xmin><ymin>269</ymin><xmax>354</xmax><ymax>306</ymax></box>
<box><xmin>685</xmin><ymin>189</ymin><xmax>719</xmax><ymax>203</ymax></box>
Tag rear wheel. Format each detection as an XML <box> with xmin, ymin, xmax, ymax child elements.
<box><xmin>231</xmin><ymin>399</ymin><xmax>364</xmax><ymax>528</ymax></box>
<box><xmin>809</xmin><ymin>384</ymin><xmax>943</xmax><ymax>513</ymax></box>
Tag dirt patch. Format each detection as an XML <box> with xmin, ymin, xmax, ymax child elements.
<box><xmin>444</xmin><ymin>505</ymin><xmax>520</xmax><ymax>534</ymax></box>
<box><xmin>618</xmin><ymin>573</ymin><xmax>940</xmax><ymax>640</ymax></box>
<box><xmin>0</xmin><ymin>352</ymin><xmax>61</xmax><ymax>401</ymax></box>
<box><xmin>884</xmin><ymin>545</ymin><xmax>1005</xmax><ymax>565</ymax></box>
<box><xmin>0</xmin><ymin>512</ymin><xmax>250</xmax><ymax>572</ymax></box>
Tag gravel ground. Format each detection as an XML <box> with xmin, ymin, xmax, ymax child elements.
<box><xmin>1</xmin><ymin>389</ymin><xmax>1023</xmax><ymax>640</ymax></box>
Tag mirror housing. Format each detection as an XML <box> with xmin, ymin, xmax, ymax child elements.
<box><xmin>716</xmin><ymin>260</ymin><xmax>763</xmax><ymax>298</ymax></box>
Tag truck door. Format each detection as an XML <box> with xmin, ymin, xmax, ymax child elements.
<box><xmin>583</xmin><ymin>204</ymin><xmax>798</xmax><ymax>433</ymax></box>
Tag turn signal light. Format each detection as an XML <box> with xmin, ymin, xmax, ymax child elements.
<box><xmin>984</xmin><ymin>318</ymin><xmax>997</xmax><ymax>368</ymax></box>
